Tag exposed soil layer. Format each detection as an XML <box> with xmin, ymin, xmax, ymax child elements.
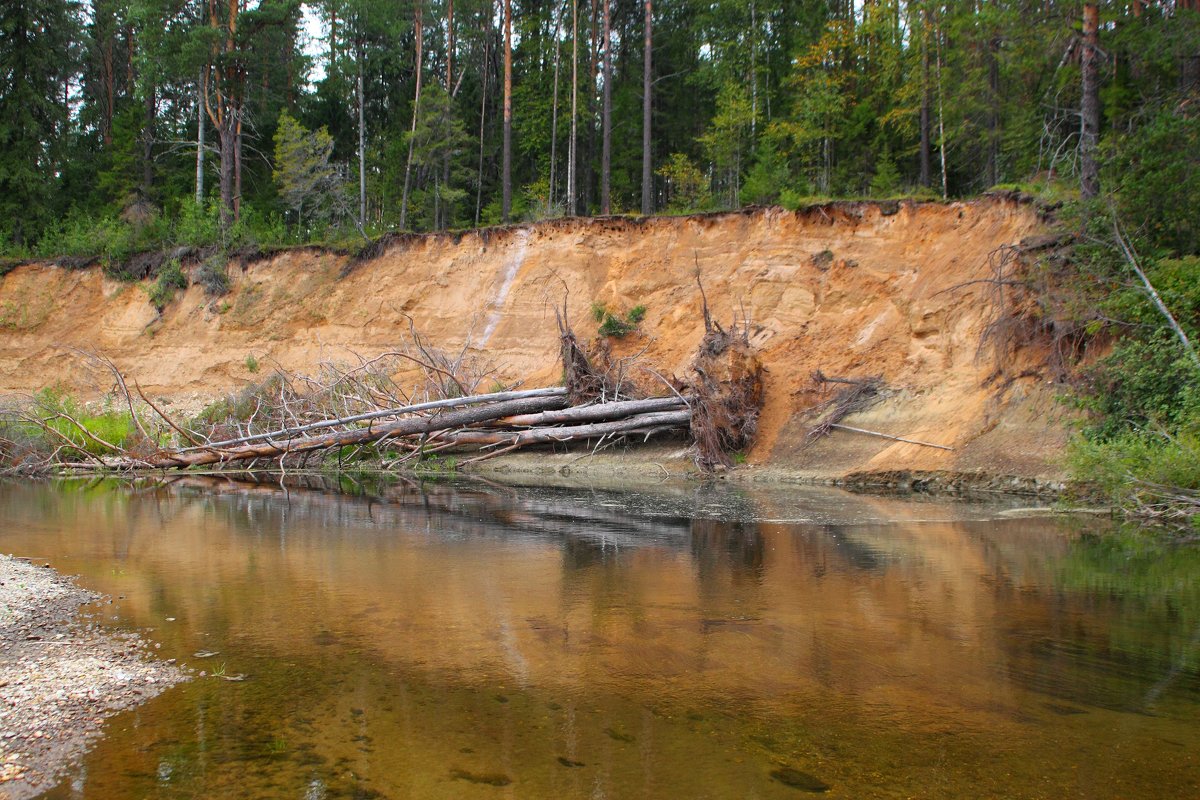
<box><xmin>0</xmin><ymin>199</ymin><xmax>1070</xmax><ymax>480</ymax></box>
<box><xmin>0</xmin><ymin>554</ymin><xmax>186</xmax><ymax>799</ymax></box>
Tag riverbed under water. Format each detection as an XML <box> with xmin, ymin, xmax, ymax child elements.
<box><xmin>1</xmin><ymin>476</ymin><xmax>1197</xmax><ymax>799</ymax></box>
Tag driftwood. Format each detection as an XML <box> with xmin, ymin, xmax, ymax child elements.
<box><xmin>493</xmin><ymin>396</ymin><xmax>685</xmax><ymax>427</ymax></box>
<box><xmin>807</xmin><ymin>373</ymin><xmax>884</xmax><ymax>441</ymax></box>
<box><xmin>828</xmin><ymin>424</ymin><xmax>953</xmax><ymax>451</ymax></box>
<box><xmin>428</xmin><ymin>409</ymin><xmax>691</xmax><ymax>447</ymax></box>
<box><xmin>151</xmin><ymin>394</ymin><xmax>571</xmax><ymax>468</ymax></box>
<box><xmin>175</xmin><ymin>387</ymin><xmax>567</xmax><ymax>452</ymax></box>
<box><xmin>7</xmin><ymin>300</ymin><xmax>767</xmax><ymax>475</ymax></box>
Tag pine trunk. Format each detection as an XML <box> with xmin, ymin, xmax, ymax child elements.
<box><xmin>502</xmin><ymin>0</ymin><xmax>513</xmax><ymax>221</ymax></box>
<box><xmin>600</xmin><ymin>0</ymin><xmax>612</xmax><ymax>215</ymax></box>
<box><xmin>401</xmin><ymin>1</ymin><xmax>424</xmax><ymax>230</ymax></box>
<box><xmin>1080</xmin><ymin>2</ymin><xmax>1100</xmax><ymax>200</ymax></box>
<box><xmin>641</xmin><ymin>0</ymin><xmax>652</xmax><ymax>215</ymax></box>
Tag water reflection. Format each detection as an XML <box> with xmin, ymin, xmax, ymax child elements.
<box><xmin>0</xmin><ymin>476</ymin><xmax>1197</xmax><ymax>799</ymax></box>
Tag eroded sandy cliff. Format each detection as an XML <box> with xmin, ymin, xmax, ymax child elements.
<box><xmin>0</xmin><ymin>198</ymin><xmax>1069</xmax><ymax>479</ymax></box>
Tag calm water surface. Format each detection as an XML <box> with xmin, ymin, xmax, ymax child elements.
<box><xmin>1</xmin><ymin>476</ymin><xmax>1198</xmax><ymax>799</ymax></box>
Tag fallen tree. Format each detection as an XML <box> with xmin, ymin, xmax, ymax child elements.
<box><xmin>3</xmin><ymin>292</ymin><xmax>765</xmax><ymax>475</ymax></box>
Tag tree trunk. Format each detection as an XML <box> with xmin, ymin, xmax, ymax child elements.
<box><xmin>141</xmin><ymin>85</ymin><xmax>155</xmax><ymax>199</ymax></box>
<box><xmin>1080</xmin><ymin>2</ymin><xmax>1099</xmax><ymax>199</ymax></box>
<box><xmin>567</xmin><ymin>0</ymin><xmax>578</xmax><ymax>215</ymax></box>
<box><xmin>217</xmin><ymin>123</ymin><xmax>235</xmax><ymax>231</ymax></box>
<box><xmin>357</xmin><ymin>44</ymin><xmax>367</xmax><ymax>230</ymax></box>
<box><xmin>440</xmin><ymin>0</ymin><xmax>454</xmax><ymax>230</ymax></box>
<box><xmin>153</xmin><ymin>394</ymin><xmax>571</xmax><ymax>468</ymax></box>
<box><xmin>195</xmin><ymin>72</ymin><xmax>205</xmax><ymax>204</ymax></box>
<box><xmin>1080</xmin><ymin>2</ymin><xmax>1100</xmax><ymax>200</ymax></box>
<box><xmin>475</xmin><ymin>11</ymin><xmax>490</xmax><ymax>226</ymax></box>
<box><xmin>600</xmin><ymin>0</ymin><xmax>612</xmax><ymax>215</ymax></box>
<box><xmin>401</xmin><ymin>0</ymin><xmax>424</xmax><ymax>230</ymax></box>
<box><xmin>583</xmin><ymin>0</ymin><xmax>599</xmax><ymax>214</ymax></box>
<box><xmin>935</xmin><ymin>9</ymin><xmax>947</xmax><ymax>199</ymax></box>
<box><xmin>549</xmin><ymin>0</ymin><xmax>564</xmax><ymax>209</ymax></box>
<box><xmin>640</xmin><ymin>0</ymin><xmax>652</xmax><ymax>215</ymax></box>
<box><xmin>233</xmin><ymin>111</ymin><xmax>243</xmax><ymax>220</ymax></box>
<box><xmin>986</xmin><ymin>32</ymin><xmax>1000</xmax><ymax>188</ymax></box>
<box><xmin>502</xmin><ymin>0</ymin><xmax>513</xmax><ymax>222</ymax></box>
<box><xmin>919</xmin><ymin>6</ymin><xmax>930</xmax><ymax>189</ymax></box>
<box><xmin>101</xmin><ymin>35</ymin><xmax>115</xmax><ymax>147</ymax></box>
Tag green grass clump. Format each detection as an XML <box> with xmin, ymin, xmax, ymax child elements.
<box><xmin>591</xmin><ymin>302</ymin><xmax>648</xmax><ymax>338</ymax></box>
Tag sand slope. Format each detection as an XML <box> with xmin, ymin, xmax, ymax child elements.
<box><xmin>0</xmin><ymin>198</ymin><xmax>1068</xmax><ymax>478</ymax></box>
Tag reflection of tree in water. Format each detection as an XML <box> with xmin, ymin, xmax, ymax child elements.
<box><xmin>991</xmin><ymin>527</ymin><xmax>1200</xmax><ymax>715</ymax></box>
<box><xmin>689</xmin><ymin>518</ymin><xmax>766</xmax><ymax>586</ymax></box>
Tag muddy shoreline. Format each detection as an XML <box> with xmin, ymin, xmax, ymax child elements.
<box><xmin>0</xmin><ymin>554</ymin><xmax>186</xmax><ymax>799</ymax></box>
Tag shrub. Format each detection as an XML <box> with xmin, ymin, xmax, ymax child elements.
<box><xmin>197</xmin><ymin>254</ymin><xmax>231</xmax><ymax>296</ymax></box>
<box><xmin>1067</xmin><ymin>429</ymin><xmax>1200</xmax><ymax>525</ymax></box>
<box><xmin>147</xmin><ymin>259</ymin><xmax>188</xmax><ymax>311</ymax></box>
<box><xmin>657</xmin><ymin>153</ymin><xmax>710</xmax><ymax>213</ymax></box>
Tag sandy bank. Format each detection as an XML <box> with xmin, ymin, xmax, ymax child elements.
<box><xmin>0</xmin><ymin>199</ymin><xmax>1071</xmax><ymax>481</ymax></box>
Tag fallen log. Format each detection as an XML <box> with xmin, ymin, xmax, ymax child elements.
<box><xmin>423</xmin><ymin>409</ymin><xmax>692</xmax><ymax>447</ymax></box>
<box><xmin>150</xmin><ymin>393</ymin><xmax>571</xmax><ymax>468</ymax></box>
<box><xmin>175</xmin><ymin>387</ymin><xmax>568</xmax><ymax>453</ymax></box>
<box><xmin>492</xmin><ymin>396</ymin><xmax>686</xmax><ymax>427</ymax></box>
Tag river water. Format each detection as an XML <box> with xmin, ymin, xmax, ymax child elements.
<box><xmin>1</xmin><ymin>476</ymin><xmax>1197</xmax><ymax>799</ymax></box>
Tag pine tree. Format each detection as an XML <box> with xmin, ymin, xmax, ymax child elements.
<box><xmin>0</xmin><ymin>0</ymin><xmax>80</xmax><ymax>246</ymax></box>
<box><xmin>273</xmin><ymin>111</ymin><xmax>344</xmax><ymax>231</ymax></box>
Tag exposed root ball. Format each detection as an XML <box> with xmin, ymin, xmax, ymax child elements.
<box><xmin>689</xmin><ymin>331</ymin><xmax>764</xmax><ymax>471</ymax></box>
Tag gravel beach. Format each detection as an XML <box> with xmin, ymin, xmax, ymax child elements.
<box><xmin>0</xmin><ymin>554</ymin><xmax>186</xmax><ymax>799</ymax></box>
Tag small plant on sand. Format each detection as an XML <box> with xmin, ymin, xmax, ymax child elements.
<box><xmin>244</xmin><ymin>353</ymin><xmax>260</xmax><ymax>374</ymax></box>
<box><xmin>592</xmin><ymin>302</ymin><xmax>648</xmax><ymax>339</ymax></box>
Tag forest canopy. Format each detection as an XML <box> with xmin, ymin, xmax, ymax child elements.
<box><xmin>0</xmin><ymin>0</ymin><xmax>1196</xmax><ymax>250</ymax></box>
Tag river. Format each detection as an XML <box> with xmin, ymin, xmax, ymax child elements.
<box><xmin>1</xmin><ymin>476</ymin><xmax>1197</xmax><ymax>799</ymax></box>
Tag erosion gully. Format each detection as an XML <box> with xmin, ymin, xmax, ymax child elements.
<box><xmin>1</xmin><ymin>475</ymin><xmax>1197</xmax><ymax>799</ymax></box>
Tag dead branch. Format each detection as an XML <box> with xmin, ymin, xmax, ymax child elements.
<box><xmin>828</xmin><ymin>424</ymin><xmax>954</xmax><ymax>451</ymax></box>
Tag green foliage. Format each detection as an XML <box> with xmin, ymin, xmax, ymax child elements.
<box><xmin>657</xmin><ymin>153</ymin><xmax>710</xmax><ymax>213</ymax></box>
<box><xmin>869</xmin><ymin>146</ymin><xmax>903</xmax><ymax>198</ymax></box>
<box><xmin>593</xmin><ymin>302</ymin><xmax>648</xmax><ymax>338</ymax></box>
<box><xmin>699</xmin><ymin>81</ymin><xmax>757</xmax><ymax>208</ymax></box>
<box><xmin>740</xmin><ymin>139</ymin><xmax>792</xmax><ymax>206</ymax></box>
<box><xmin>273</xmin><ymin>111</ymin><xmax>345</xmax><ymax>232</ymax></box>
<box><xmin>34</xmin><ymin>388</ymin><xmax>139</xmax><ymax>457</ymax></box>
<box><xmin>1103</xmin><ymin>108</ymin><xmax>1200</xmax><ymax>256</ymax></box>
<box><xmin>1072</xmin><ymin>257</ymin><xmax>1200</xmax><ymax>440</ymax></box>
<box><xmin>1067</xmin><ymin>429</ymin><xmax>1200</xmax><ymax>525</ymax></box>
<box><xmin>147</xmin><ymin>259</ymin><xmax>188</xmax><ymax>311</ymax></box>
<box><xmin>244</xmin><ymin>353</ymin><xmax>260</xmax><ymax>374</ymax></box>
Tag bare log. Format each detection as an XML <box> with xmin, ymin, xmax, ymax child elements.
<box><xmin>176</xmin><ymin>387</ymin><xmax>567</xmax><ymax>453</ymax></box>
<box><xmin>150</xmin><ymin>394</ymin><xmax>571</xmax><ymax>468</ymax></box>
<box><xmin>494</xmin><ymin>396</ymin><xmax>685</xmax><ymax>427</ymax></box>
<box><xmin>425</xmin><ymin>409</ymin><xmax>691</xmax><ymax>447</ymax></box>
